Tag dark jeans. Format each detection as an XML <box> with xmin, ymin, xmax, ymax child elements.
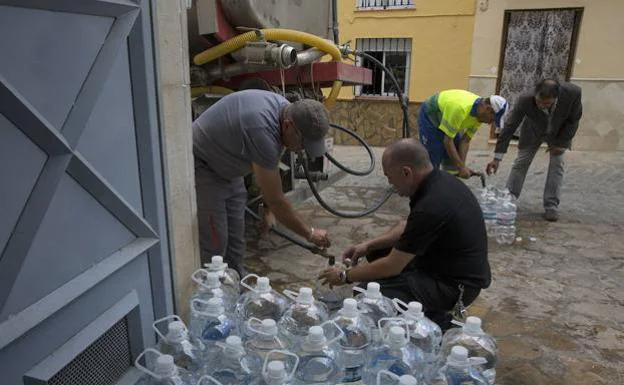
<box><xmin>361</xmin><ymin>248</ymin><xmax>481</xmax><ymax>331</ymax></box>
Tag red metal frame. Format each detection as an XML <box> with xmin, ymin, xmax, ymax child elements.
<box><xmin>215</xmin><ymin>61</ymin><xmax>372</xmax><ymax>89</ymax></box>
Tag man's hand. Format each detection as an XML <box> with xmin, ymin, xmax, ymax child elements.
<box><xmin>259</xmin><ymin>209</ymin><xmax>276</xmax><ymax>234</ymax></box>
<box><xmin>318</xmin><ymin>266</ymin><xmax>345</xmax><ymax>286</ymax></box>
<box><xmin>486</xmin><ymin>159</ymin><xmax>500</xmax><ymax>175</ymax></box>
<box><xmin>458</xmin><ymin>166</ymin><xmax>475</xmax><ymax>179</ymax></box>
<box><xmin>548</xmin><ymin>146</ymin><xmax>566</xmax><ymax>156</ymax></box>
<box><xmin>309</xmin><ymin>228</ymin><xmax>331</xmax><ymax>248</ymax></box>
<box><xmin>342</xmin><ymin>242</ymin><xmax>369</xmax><ymax>265</ymax></box>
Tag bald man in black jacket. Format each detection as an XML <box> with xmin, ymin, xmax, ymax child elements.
<box><xmin>486</xmin><ymin>79</ymin><xmax>582</xmax><ymax>222</ymax></box>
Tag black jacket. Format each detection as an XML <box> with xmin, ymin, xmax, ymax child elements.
<box><xmin>495</xmin><ymin>82</ymin><xmax>583</xmax><ymax>153</ymax></box>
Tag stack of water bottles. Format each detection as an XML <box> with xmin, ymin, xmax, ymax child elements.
<box><xmin>135</xmin><ymin>255</ymin><xmax>498</xmax><ymax>385</ymax></box>
<box><xmin>478</xmin><ymin>185</ymin><xmax>517</xmax><ymax>245</ymax></box>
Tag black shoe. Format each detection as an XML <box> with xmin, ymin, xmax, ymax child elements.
<box><xmin>543</xmin><ymin>209</ymin><xmax>559</xmax><ymax>222</ymax></box>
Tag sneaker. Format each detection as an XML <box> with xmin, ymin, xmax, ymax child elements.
<box><xmin>543</xmin><ymin>209</ymin><xmax>559</xmax><ymax>222</ymax></box>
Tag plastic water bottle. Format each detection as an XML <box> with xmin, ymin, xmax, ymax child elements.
<box><xmin>204</xmin><ymin>255</ymin><xmax>241</xmax><ymax>295</ymax></box>
<box><xmin>188</xmin><ymin>297</ymin><xmax>238</xmax><ymax>357</ymax></box>
<box><xmin>495</xmin><ymin>199</ymin><xmax>517</xmax><ymax>245</ymax></box>
<box><xmin>481</xmin><ymin>193</ymin><xmax>499</xmax><ymax>238</ymax></box>
<box><xmin>245</xmin><ymin>318</ymin><xmax>288</xmax><ymax>372</ymax></box>
<box><xmin>392</xmin><ymin>299</ymin><xmax>442</xmax><ymax>379</ymax></box>
<box><xmin>292</xmin><ymin>322</ymin><xmax>344</xmax><ymax>384</ymax></box>
<box><xmin>135</xmin><ymin>348</ymin><xmax>194</xmax><ymax>385</ymax></box>
<box><xmin>440</xmin><ymin>317</ymin><xmax>497</xmax><ymax>385</ymax></box>
<box><xmin>353</xmin><ymin>282</ymin><xmax>396</xmax><ymax>341</ymax></box>
<box><xmin>330</xmin><ymin>298</ymin><xmax>374</xmax><ymax>383</ymax></box>
<box><xmin>376</xmin><ymin>370</ymin><xmax>418</xmax><ymax>385</ymax></box>
<box><xmin>205</xmin><ymin>336</ymin><xmax>253</xmax><ymax>385</ymax></box>
<box><xmin>153</xmin><ymin>316</ymin><xmax>204</xmax><ymax>373</ymax></box>
<box><xmin>430</xmin><ymin>346</ymin><xmax>488</xmax><ymax>385</ymax></box>
<box><xmin>254</xmin><ymin>350</ymin><xmax>300</xmax><ymax>385</ymax></box>
<box><xmin>191</xmin><ymin>269</ymin><xmax>238</xmax><ymax>311</ymax></box>
<box><xmin>361</xmin><ymin>319</ymin><xmax>425</xmax><ymax>385</ymax></box>
<box><xmin>236</xmin><ymin>275</ymin><xmax>288</xmax><ymax>337</ymax></box>
<box><xmin>278</xmin><ymin>287</ymin><xmax>329</xmax><ymax>349</ymax></box>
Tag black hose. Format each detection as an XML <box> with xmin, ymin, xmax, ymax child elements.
<box><xmin>326</xmin><ymin>123</ymin><xmax>375</xmax><ymax>176</ymax></box>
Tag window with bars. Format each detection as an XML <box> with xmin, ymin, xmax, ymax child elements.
<box><xmin>355</xmin><ymin>38</ymin><xmax>412</xmax><ymax>97</ymax></box>
<box><xmin>356</xmin><ymin>0</ymin><xmax>415</xmax><ymax>10</ymax></box>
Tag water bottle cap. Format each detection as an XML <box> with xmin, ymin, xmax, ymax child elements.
<box><xmin>406</xmin><ymin>302</ymin><xmax>423</xmax><ymax>318</ymax></box>
<box><xmin>226</xmin><ymin>335</ymin><xmax>242</xmax><ymax>348</ymax></box>
<box><xmin>203</xmin><ymin>255</ymin><xmax>227</xmax><ymax>272</ymax></box>
<box><xmin>307</xmin><ymin>326</ymin><xmax>325</xmax><ymax>344</ymax></box>
<box><xmin>399</xmin><ymin>375</ymin><xmax>418</xmax><ymax>385</ymax></box>
<box><xmin>341</xmin><ymin>298</ymin><xmax>358</xmax><ymax>316</ymax></box>
<box><xmin>448</xmin><ymin>345</ymin><xmax>469</xmax><ymax>365</ymax></box>
<box><xmin>464</xmin><ymin>316</ymin><xmax>482</xmax><ymax>333</ymax></box>
<box><xmin>266</xmin><ymin>360</ymin><xmax>286</xmax><ymax>380</ymax></box>
<box><xmin>154</xmin><ymin>354</ymin><xmax>177</xmax><ymax>377</ymax></box>
<box><xmin>257</xmin><ymin>277</ymin><xmax>271</xmax><ymax>293</ymax></box>
<box><xmin>166</xmin><ymin>321</ymin><xmax>187</xmax><ymax>343</ymax></box>
<box><xmin>366</xmin><ymin>282</ymin><xmax>382</xmax><ymax>299</ymax></box>
<box><xmin>297</xmin><ymin>287</ymin><xmax>314</xmax><ymax>304</ymax></box>
<box><xmin>204</xmin><ymin>272</ymin><xmax>221</xmax><ymax>288</ymax></box>
<box><xmin>261</xmin><ymin>319</ymin><xmax>278</xmax><ymax>335</ymax></box>
<box><xmin>388</xmin><ymin>326</ymin><xmax>407</xmax><ymax>346</ymax></box>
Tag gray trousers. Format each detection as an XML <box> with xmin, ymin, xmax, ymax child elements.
<box><xmin>506</xmin><ymin>142</ymin><xmax>565</xmax><ymax>211</ymax></box>
<box><xmin>194</xmin><ymin>159</ymin><xmax>247</xmax><ymax>276</ymax></box>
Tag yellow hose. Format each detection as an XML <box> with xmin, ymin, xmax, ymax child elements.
<box><xmin>191</xmin><ymin>86</ymin><xmax>234</xmax><ymax>98</ymax></box>
<box><xmin>193</xmin><ymin>28</ymin><xmax>343</xmax><ymax>108</ymax></box>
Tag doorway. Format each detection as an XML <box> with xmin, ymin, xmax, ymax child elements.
<box><xmin>493</xmin><ymin>8</ymin><xmax>583</xmax><ymax>139</ymax></box>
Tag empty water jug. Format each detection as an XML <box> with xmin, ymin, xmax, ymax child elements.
<box><xmin>188</xmin><ymin>297</ymin><xmax>238</xmax><ymax>356</ymax></box>
<box><xmin>135</xmin><ymin>348</ymin><xmax>194</xmax><ymax>385</ymax></box>
<box><xmin>205</xmin><ymin>336</ymin><xmax>253</xmax><ymax>385</ymax></box>
<box><xmin>430</xmin><ymin>346</ymin><xmax>488</xmax><ymax>385</ymax></box>
<box><xmin>245</xmin><ymin>318</ymin><xmax>288</xmax><ymax>372</ymax></box>
<box><xmin>293</xmin><ymin>322</ymin><xmax>344</xmax><ymax>385</ymax></box>
<box><xmin>204</xmin><ymin>255</ymin><xmax>241</xmax><ymax>295</ymax></box>
<box><xmin>376</xmin><ymin>370</ymin><xmax>418</xmax><ymax>385</ymax></box>
<box><xmin>330</xmin><ymin>298</ymin><xmax>374</xmax><ymax>382</ymax></box>
<box><xmin>353</xmin><ymin>282</ymin><xmax>396</xmax><ymax>340</ymax></box>
<box><xmin>362</xmin><ymin>319</ymin><xmax>425</xmax><ymax>385</ymax></box>
<box><xmin>236</xmin><ymin>275</ymin><xmax>288</xmax><ymax>337</ymax></box>
<box><xmin>191</xmin><ymin>269</ymin><xmax>237</xmax><ymax>311</ymax></box>
<box><xmin>440</xmin><ymin>317</ymin><xmax>497</xmax><ymax>385</ymax></box>
<box><xmin>153</xmin><ymin>316</ymin><xmax>204</xmax><ymax>373</ymax></box>
<box><xmin>278</xmin><ymin>287</ymin><xmax>329</xmax><ymax>349</ymax></box>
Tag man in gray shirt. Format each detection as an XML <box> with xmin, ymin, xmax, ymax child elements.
<box><xmin>193</xmin><ymin>90</ymin><xmax>331</xmax><ymax>275</ymax></box>
<box><xmin>486</xmin><ymin>79</ymin><xmax>583</xmax><ymax>221</ymax></box>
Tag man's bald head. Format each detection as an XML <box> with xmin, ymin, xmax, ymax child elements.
<box><xmin>383</xmin><ymin>138</ymin><xmax>432</xmax><ymax>170</ymax></box>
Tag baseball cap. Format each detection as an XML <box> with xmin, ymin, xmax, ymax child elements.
<box><xmin>289</xmin><ymin>99</ymin><xmax>330</xmax><ymax>158</ymax></box>
<box><xmin>489</xmin><ymin>95</ymin><xmax>508</xmax><ymax>128</ymax></box>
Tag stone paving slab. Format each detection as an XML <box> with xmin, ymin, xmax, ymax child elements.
<box><xmin>244</xmin><ymin>146</ymin><xmax>624</xmax><ymax>385</ymax></box>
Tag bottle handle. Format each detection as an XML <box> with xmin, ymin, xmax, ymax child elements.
<box><xmin>376</xmin><ymin>370</ymin><xmax>399</xmax><ymax>385</ymax></box>
<box><xmin>190</xmin><ymin>298</ymin><xmax>220</xmax><ymax>318</ymax></box>
<box><xmin>198</xmin><ymin>375</ymin><xmax>225</xmax><ymax>385</ymax></box>
<box><xmin>451</xmin><ymin>319</ymin><xmax>465</xmax><ymax>328</ymax></box>
<box><xmin>191</xmin><ymin>268</ymin><xmax>210</xmax><ymax>290</ymax></box>
<box><xmin>392</xmin><ymin>298</ymin><xmax>409</xmax><ymax>314</ymax></box>
<box><xmin>352</xmin><ymin>286</ymin><xmax>366</xmax><ymax>295</ymax></box>
<box><xmin>152</xmin><ymin>315</ymin><xmax>183</xmax><ymax>342</ymax></box>
<box><xmin>247</xmin><ymin>317</ymin><xmax>270</xmax><ymax>336</ymax></box>
<box><xmin>134</xmin><ymin>347</ymin><xmax>164</xmax><ymax>380</ymax></box>
<box><xmin>378</xmin><ymin>317</ymin><xmax>410</xmax><ymax>342</ymax></box>
<box><xmin>215</xmin><ymin>341</ymin><xmax>245</xmax><ymax>355</ymax></box>
<box><xmin>320</xmin><ymin>320</ymin><xmax>345</xmax><ymax>346</ymax></box>
<box><xmin>240</xmin><ymin>274</ymin><xmax>260</xmax><ymax>292</ymax></box>
<box><xmin>282</xmin><ymin>289</ymin><xmax>299</xmax><ymax>302</ymax></box>
<box><xmin>262</xmin><ymin>350</ymin><xmax>299</xmax><ymax>380</ymax></box>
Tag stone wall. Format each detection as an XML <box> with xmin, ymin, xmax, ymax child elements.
<box><xmin>329</xmin><ymin>99</ymin><xmax>420</xmax><ymax>146</ymax></box>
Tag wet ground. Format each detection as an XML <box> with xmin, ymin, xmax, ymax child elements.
<box><xmin>244</xmin><ymin>146</ymin><xmax>624</xmax><ymax>385</ymax></box>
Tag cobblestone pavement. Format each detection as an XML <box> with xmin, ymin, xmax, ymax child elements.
<box><xmin>244</xmin><ymin>146</ymin><xmax>624</xmax><ymax>385</ymax></box>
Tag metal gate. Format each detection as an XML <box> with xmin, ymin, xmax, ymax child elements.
<box><xmin>0</xmin><ymin>1</ymin><xmax>173</xmax><ymax>384</ymax></box>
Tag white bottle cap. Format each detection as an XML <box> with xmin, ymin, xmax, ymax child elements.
<box><xmin>205</xmin><ymin>272</ymin><xmax>221</xmax><ymax>288</ymax></box>
<box><xmin>406</xmin><ymin>302</ymin><xmax>423</xmax><ymax>319</ymax></box>
<box><xmin>464</xmin><ymin>316</ymin><xmax>482</xmax><ymax>334</ymax></box>
<box><xmin>341</xmin><ymin>298</ymin><xmax>358</xmax><ymax>317</ymax></box>
<box><xmin>261</xmin><ymin>319</ymin><xmax>278</xmax><ymax>335</ymax></box>
<box><xmin>204</xmin><ymin>255</ymin><xmax>227</xmax><ymax>271</ymax></box>
<box><xmin>256</xmin><ymin>277</ymin><xmax>271</xmax><ymax>293</ymax></box>
<box><xmin>399</xmin><ymin>375</ymin><xmax>418</xmax><ymax>385</ymax></box>
<box><xmin>366</xmin><ymin>282</ymin><xmax>382</xmax><ymax>299</ymax></box>
<box><xmin>447</xmin><ymin>345</ymin><xmax>469</xmax><ymax>366</ymax></box>
<box><xmin>297</xmin><ymin>287</ymin><xmax>314</xmax><ymax>304</ymax></box>
<box><xmin>307</xmin><ymin>326</ymin><xmax>325</xmax><ymax>345</ymax></box>
<box><xmin>226</xmin><ymin>335</ymin><xmax>242</xmax><ymax>348</ymax></box>
<box><xmin>154</xmin><ymin>354</ymin><xmax>177</xmax><ymax>377</ymax></box>
<box><xmin>388</xmin><ymin>326</ymin><xmax>407</xmax><ymax>347</ymax></box>
<box><xmin>205</xmin><ymin>297</ymin><xmax>224</xmax><ymax>315</ymax></box>
<box><xmin>266</xmin><ymin>361</ymin><xmax>286</xmax><ymax>380</ymax></box>
<box><xmin>166</xmin><ymin>321</ymin><xmax>187</xmax><ymax>344</ymax></box>
<box><xmin>224</xmin><ymin>335</ymin><xmax>244</xmax><ymax>357</ymax></box>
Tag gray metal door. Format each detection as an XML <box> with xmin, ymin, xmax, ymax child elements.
<box><xmin>0</xmin><ymin>1</ymin><xmax>173</xmax><ymax>384</ymax></box>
